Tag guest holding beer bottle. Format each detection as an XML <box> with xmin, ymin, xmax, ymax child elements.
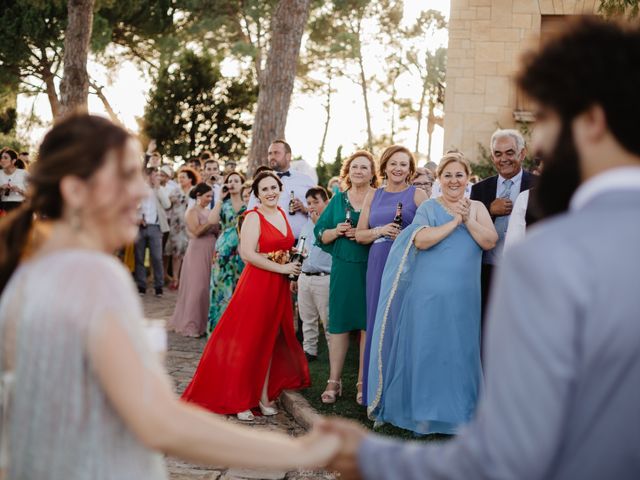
<box><xmin>355</xmin><ymin>145</ymin><xmax>427</xmax><ymax>405</ymax></box>
<box><xmin>314</xmin><ymin>151</ymin><xmax>378</xmax><ymax>405</ymax></box>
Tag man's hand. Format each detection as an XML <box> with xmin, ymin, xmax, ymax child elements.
<box><xmin>292</xmin><ymin>198</ymin><xmax>308</xmax><ymax>214</ymax></box>
<box><xmin>316</xmin><ymin>417</ymin><xmax>367</xmax><ymax>480</ymax></box>
<box><xmin>489</xmin><ymin>198</ymin><xmax>513</xmax><ymax>216</ymax></box>
<box><xmin>290</xmin><ymin>281</ymin><xmax>298</xmax><ymax>293</ymax></box>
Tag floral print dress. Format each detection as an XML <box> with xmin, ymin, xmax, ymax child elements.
<box><xmin>207</xmin><ymin>199</ymin><xmax>247</xmax><ymax>334</ymax></box>
<box><xmin>165</xmin><ymin>189</ymin><xmax>190</xmax><ymax>257</ymax></box>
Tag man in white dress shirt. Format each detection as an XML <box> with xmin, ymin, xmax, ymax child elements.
<box><xmin>320</xmin><ymin>17</ymin><xmax>640</xmax><ymax>480</ymax></box>
<box><xmin>248</xmin><ymin>140</ymin><xmax>315</xmax><ymax>240</ymax></box>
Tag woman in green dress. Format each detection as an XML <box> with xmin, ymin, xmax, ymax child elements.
<box><xmin>207</xmin><ymin>172</ymin><xmax>247</xmax><ymax>334</ymax></box>
<box><xmin>314</xmin><ymin>150</ymin><xmax>378</xmax><ymax>404</ymax></box>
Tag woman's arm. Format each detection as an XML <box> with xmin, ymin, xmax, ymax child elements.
<box><xmin>413</xmin><ymin>215</ymin><xmax>461</xmax><ymax>250</ymax></box>
<box><xmin>207</xmin><ymin>198</ymin><xmax>224</xmax><ymax>226</ymax></box>
<box><xmin>414</xmin><ymin>187</ymin><xmax>428</xmax><ymax>206</ymax></box>
<box><xmin>354</xmin><ymin>191</ymin><xmax>376</xmax><ymax>244</ymax></box>
<box><xmin>185</xmin><ymin>208</ymin><xmax>213</xmax><ymax>237</ymax></box>
<box><xmin>321</xmin><ymin>223</ymin><xmax>352</xmax><ymax>244</ymax></box>
<box><xmin>465</xmin><ymin>201</ymin><xmax>498</xmax><ymax>251</ymax></box>
<box><xmin>89</xmin><ymin>314</ymin><xmax>340</xmax><ymax>469</ymax></box>
<box><xmin>355</xmin><ymin>191</ymin><xmax>401</xmax><ymax>244</ymax></box>
<box><xmin>239</xmin><ymin>212</ymin><xmax>301</xmax><ymax>276</ymax></box>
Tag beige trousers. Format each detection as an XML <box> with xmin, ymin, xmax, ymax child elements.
<box><xmin>298</xmin><ymin>274</ymin><xmax>330</xmax><ymax>356</ymax></box>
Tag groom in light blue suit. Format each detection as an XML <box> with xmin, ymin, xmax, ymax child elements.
<box><xmin>320</xmin><ymin>18</ymin><xmax>640</xmax><ymax>480</ymax></box>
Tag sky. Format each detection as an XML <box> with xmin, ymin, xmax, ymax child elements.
<box><xmin>16</xmin><ymin>0</ymin><xmax>451</xmax><ymax>168</ymax></box>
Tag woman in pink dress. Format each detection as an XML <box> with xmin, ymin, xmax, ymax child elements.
<box><xmin>168</xmin><ymin>183</ymin><xmax>217</xmax><ymax>336</ymax></box>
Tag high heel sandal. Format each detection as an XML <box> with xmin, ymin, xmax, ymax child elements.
<box><xmin>356</xmin><ymin>382</ymin><xmax>364</xmax><ymax>405</ymax></box>
<box><xmin>237</xmin><ymin>409</ymin><xmax>255</xmax><ymax>421</ymax></box>
<box><xmin>259</xmin><ymin>401</ymin><xmax>278</xmax><ymax>416</ymax></box>
<box><xmin>321</xmin><ymin>379</ymin><xmax>342</xmax><ymax>404</ymax></box>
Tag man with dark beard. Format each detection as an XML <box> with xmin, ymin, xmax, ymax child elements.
<box><xmin>319</xmin><ymin>17</ymin><xmax>640</xmax><ymax>480</ymax></box>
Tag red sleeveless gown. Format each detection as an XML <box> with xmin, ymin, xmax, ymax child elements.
<box><xmin>181</xmin><ymin>207</ymin><xmax>310</xmax><ymax>414</ymax></box>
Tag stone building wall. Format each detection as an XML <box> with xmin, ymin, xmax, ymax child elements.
<box><xmin>443</xmin><ymin>0</ymin><xmax>599</xmax><ymax>163</ymax></box>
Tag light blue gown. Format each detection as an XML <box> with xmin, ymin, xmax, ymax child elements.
<box><xmin>367</xmin><ymin>198</ymin><xmax>483</xmax><ymax>434</ymax></box>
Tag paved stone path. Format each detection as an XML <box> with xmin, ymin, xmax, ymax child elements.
<box><xmin>142</xmin><ymin>290</ymin><xmax>334</xmax><ymax>480</ymax></box>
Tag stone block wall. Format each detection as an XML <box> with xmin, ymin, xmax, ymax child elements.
<box><xmin>443</xmin><ymin>0</ymin><xmax>599</xmax><ymax>164</ymax></box>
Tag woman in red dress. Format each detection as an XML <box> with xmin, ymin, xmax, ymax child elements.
<box><xmin>182</xmin><ymin>171</ymin><xmax>310</xmax><ymax>421</ymax></box>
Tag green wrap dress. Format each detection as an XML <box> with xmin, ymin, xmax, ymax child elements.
<box><xmin>314</xmin><ymin>190</ymin><xmax>370</xmax><ymax>333</ymax></box>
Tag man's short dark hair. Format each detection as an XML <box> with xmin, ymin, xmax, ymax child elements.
<box><xmin>199</xmin><ymin>150</ymin><xmax>213</xmax><ymax>161</ymax></box>
<box><xmin>254</xmin><ymin>165</ymin><xmax>274</xmax><ymax>178</ymax></box>
<box><xmin>271</xmin><ymin>139</ymin><xmax>291</xmax><ymax>155</ymax></box>
<box><xmin>517</xmin><ymin>17</ymin><xmax>640</xmax><ymax>157</ymax></box>
<box><xmin>305</xmin><ymin>186</ymin><xmax>329</xmax><ymax>202</ymax></box>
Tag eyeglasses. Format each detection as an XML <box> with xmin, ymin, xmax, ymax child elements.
<box><xmin>413</xmin><ymin>182</ymin><xmax>433</xmax><ymax>188</ymax></box>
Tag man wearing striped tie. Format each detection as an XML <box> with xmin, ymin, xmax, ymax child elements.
<box><xmin>471</xmin><ymin>129</ymin><xmax>536</xmax><ymax>345</ymax></box>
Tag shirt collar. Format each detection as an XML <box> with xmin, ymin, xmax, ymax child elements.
<box><xmin>570</xmin><ymin>166</ymin><xmax>640</xmax><ymax>211</ymax></box>
<box><xmin>498</xmin><ymin>169</ymin><xmax>523</xmax><ymax>187</ymax></box>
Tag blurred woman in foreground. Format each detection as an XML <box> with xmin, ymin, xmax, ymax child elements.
<box><xmin>0</xmin><ymin>115</ymin><xmax>338</xmax><ymax>480</ymax></box>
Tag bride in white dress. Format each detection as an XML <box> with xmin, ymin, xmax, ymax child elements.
<box><xmin>0</xmin><ymin>115</ymin><xmax>339</xmax><ymax>480</ymax></box>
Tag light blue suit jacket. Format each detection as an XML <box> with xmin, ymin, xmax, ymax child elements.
<box><xmin>359</xmin><ymin>190</ymin><xmax>640</xmax><ymax>480</ymax></box>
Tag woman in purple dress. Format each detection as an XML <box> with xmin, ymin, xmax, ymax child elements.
<box><xmin>355</xmin><ymin>145</ymin><xmax>427</xmax><ymax>405</ymax></box>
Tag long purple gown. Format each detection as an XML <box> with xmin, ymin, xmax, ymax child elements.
<box><xmin>362</xmin><ymin>186</ymin><xmax>418</xmax><ymax>405</ymax></box>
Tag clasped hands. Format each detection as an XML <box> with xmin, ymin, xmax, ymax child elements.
<box><xmin>451</xmin><ymin>198</ymin><xmax>472</xmax><ymax>225</ymax></box>
<box><xmin>335</xmin><ymin>222</ymin><xmax>357</xmax><ymax>240</ymax></box>
<box><xmin>1</xmin><ymin>183</ymin><xmax>20</xmax><ymax>194</ymax></box>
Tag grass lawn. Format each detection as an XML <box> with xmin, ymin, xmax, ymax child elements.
<box><xmin>299</xmin><ymin>331</ymin><xmax>451</xmax><ymax>442</ymax></box>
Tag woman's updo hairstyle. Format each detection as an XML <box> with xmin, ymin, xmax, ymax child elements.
<box><xmin>0</xmin><ymin>114</ymin><xmax>131</xmax><ymax>293</ymax></box>
<box><xmin>189</xmin><ymin>182</ymin><xmax>212</xmax><ymax>200</ymax></box>
<box><xmin>251</xmin><ymin>171</ymin><xmax>283</xmax><ymax>198</ymax></box>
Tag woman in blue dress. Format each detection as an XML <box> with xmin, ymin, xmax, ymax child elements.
<box><xmin>355</xmin><ymin>145</ymin><xmax>427</xmax><ymax>405</ymax></box>
<box><xmin>367</xmin><ymin>152</ymin><xmax>498</xmax><ymax>434</ymax></box>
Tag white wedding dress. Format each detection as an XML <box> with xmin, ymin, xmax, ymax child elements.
<box><xmin>0</xmin><ymin>250</ymin><xmax>167</xmax><ymax>479</ymax></box>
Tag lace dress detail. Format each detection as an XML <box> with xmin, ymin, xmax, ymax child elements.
<box><xmin>0</xmin><ymin>250</ymin><xmax>167</xmax><ymax>480</ymax></box>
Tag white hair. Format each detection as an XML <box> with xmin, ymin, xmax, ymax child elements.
<box><xmin>490</xmin><ymin>129</ymin><xmax>525</xmax><ymax>154</ymax></box>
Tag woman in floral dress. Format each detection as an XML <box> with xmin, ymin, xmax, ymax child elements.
<box><xmin>207</xmin><ymin>172</ymin><xmax>247</xmax><ymax>334</ymax></box>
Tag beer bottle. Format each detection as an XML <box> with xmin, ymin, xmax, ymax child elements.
<box><xmin>345</xmin><ymin>208</ymin><xmax>353</xmax><ymax>227</ymax></box>
<box><xmin>288</xmin><ymin>191</ymin><xmax>296</xmax><ymax>215</ymax></box>
<box><xmin>393</xmin><ymin>202</ymin><xmax>403</xmax><ymax>228</ymax></box>
<box><xmin>288</xmin><ymin>235</ymin><xmax>307</xmax><ymax>281</ymax></box>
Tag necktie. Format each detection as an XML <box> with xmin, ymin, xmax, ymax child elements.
<box><xmin>277</xmin><ymin>171</ymin><xmax>291</xmax><ymax>178</ymax></box>
<box><xmin>500</xmin><ymin>179</ymin><xmax>514</xmax><ymax>199</ymax></box>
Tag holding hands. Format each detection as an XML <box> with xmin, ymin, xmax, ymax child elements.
<box><xmin>315</xmin><ymin>417</ymin><xmax>368</xmax><ymax>480</ymax></box>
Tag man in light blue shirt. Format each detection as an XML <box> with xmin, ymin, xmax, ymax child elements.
<box><xmin>320</xmin><ymin>18</ymin><xmax>640</xmax><ymax>480</ymax></box>
<box><xmin>293</xmin><ymin>186</ymin><xmax>332</xmax><ymax>361</ymax></box>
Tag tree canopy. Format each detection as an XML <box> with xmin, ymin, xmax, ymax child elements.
<box><xmin>143</xmin><ymin>49</ymin><xmax>257</xmax><ymax>162</ymax></box>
